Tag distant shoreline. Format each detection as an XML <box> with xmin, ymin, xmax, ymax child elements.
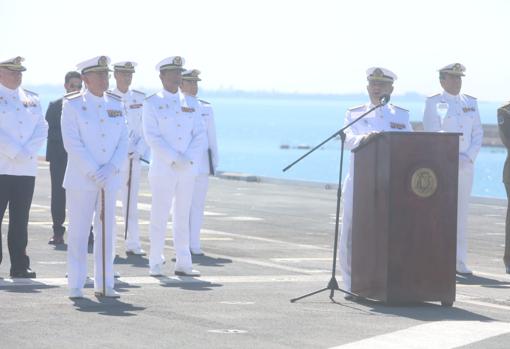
<box><xmin>411</xmin><ymin>122</ymin><xmax>504</xmax><ymax>148</ymax></box>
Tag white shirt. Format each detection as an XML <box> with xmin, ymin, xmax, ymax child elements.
<box><xmin>423</xmin><ymin>91</ymin><xmax>483</xmax><ymax>162</ymax></box>
<box><xmin>344</xmin><ymin>102</ymin><xmax>413</xmax><ymax>150</ymax></box>
<box><xmin>0</xmin><ymin>83</ymin><xmax>47</xmax><ymax>176</ymax></box>
<box><xmin>184</xmin><ymin>95</ymin><xmax>219</xmax><ymax>174</ymax></box>
<box><xmin>61</xmin><ymin>90</ymin><xmax>128</xmax><ymax>190</ymax></box>
<box><xmin>112</xmin><ymin>88</ymin><xmax>150</xmax><ymax>160</ymax></box>
<box><xmin>142</xmin><ymin>89</ymin><xmax>206</xmax><ymax>177</ymax></box>
<box><xmin>343</xmin><ymin>102</ymin><xmax>413</xmax><ymax>185</ymax></box>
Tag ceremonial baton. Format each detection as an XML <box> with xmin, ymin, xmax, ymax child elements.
<box><xmin>208</xmin><ymin>148</ymin><xmax>215</xmax><ymax>176</ymax></box>
<box><xmin>124</xmin><ymin>158</ymin><xmax>133</xmax><ymax>240</ymax></box>
<box><xmin>100</xmin><ymin>188</ymin><xmax>106</xmax><ymax>296</ymax></box>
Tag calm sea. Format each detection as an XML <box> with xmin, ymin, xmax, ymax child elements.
<box><xmin>36</xmin><ymin>92</ymin><xmax>507</xmax><ymax>199</ymax></box>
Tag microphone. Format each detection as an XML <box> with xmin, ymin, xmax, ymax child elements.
<box><xmin>379</xmin><ymin>94</ymin><xmax>390</xmax><ymax>105</ymax></box>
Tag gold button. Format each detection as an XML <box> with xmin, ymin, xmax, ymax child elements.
<box><xmin>101</xmin><ymin>133</ymin><xmax>105</xmax><ymax>137</ymax></box>
<box><xmin>19</xmin><ymin>135</ymin><xmax>23</xmax><ymax>139</ymax></box>
<box><xmin>100</xmin><ymin>119</ymin><xmax>105</xmax><ymax>123</ymax></box>
<box><xmin>178</xmin><ymin>137</ymin><xmax>182</xmax><ymax>140</ymax></box>
<box><xmin>98</xmin><ymin>105</ymin><xmax>102</xmax><ymax>108</ymax></box>
<box><xmin>177</xmin><ymin>124</ymin><xmax>181</xmax><ymax>127</ymax></box>
<box><xmin>16</xmin><ymin>108</ymin><xmax>20</xmax><ymax>111</ymax></box>
<box><xmin>19</xmin><ymin>121</ymin><xmax>23</xmax><ymax>124</ymax></box>
<box><xmin>102</xmin><ymin>148</ymin><xmax>106</xmax><ymax>152</ymax></box>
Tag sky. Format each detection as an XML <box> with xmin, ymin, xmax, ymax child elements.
<box><xmin>1</xmin><ymin>0</ymin><xmax>509</xmax><ymax>101</ymax></box>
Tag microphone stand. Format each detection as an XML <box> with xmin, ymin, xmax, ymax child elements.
<box><xmin>283</xmin><ymin>97</ymin><xmax>388</xmax><ymax>303</ymax></box>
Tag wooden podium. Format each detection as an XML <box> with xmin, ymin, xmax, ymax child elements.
<box><xmin>351</xmin><ymin>132</ymin><xmax>459</xmax><ymax>306</ymax></box>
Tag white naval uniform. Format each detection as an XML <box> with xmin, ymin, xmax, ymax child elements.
<box><xmin>423</xmin><ymin>91</ymin><xmax>483</xmax><ymax>269</ymax></box>
<box><xmin>340</xmin><ymin>103</ymin><xmax>413</xmax><ymax>291</ymax></box>
<box><xmin>61</xmin><ymin>90</ymin><xmax>128</xmax><ymax>291</ymax></box>
<box><xmin>184</xmin><ymin>95</ymin><xmax>219</xmax><ymax>253</ymax></box>
<box><xmin>0</xmin><ymin>84</ymin><xmax>47</xmax><ymax>176</ymax></box>
<box><xmin>112</xmin><ymin>88</ymin><xmax>149</xmax><ymax>252</ymax></box>
<box><xmin>143</xmin><ymin>89</ymin><xmax>206</xmax><ymax>272</ymax></box>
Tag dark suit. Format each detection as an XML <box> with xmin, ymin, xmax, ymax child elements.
<box><xmin>46</xmin><ymin>98</ymin><xmax>68</xmax><ymax>237</ymax></box>
<box><xmin>497</xmin><ymin>102</ymin><xmax>510</xmax><ymax>267</ymax></box>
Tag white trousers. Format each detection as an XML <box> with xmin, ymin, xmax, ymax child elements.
<box><xmin>148</xmin><ymin>170</ymin><xmax>195</xmax><ymax>271</ymax></box>
<box><xmin>339</xmin><ymin>175</ymin><xmax>353</xmax><ymax>292</ymax></box>
<box><xmin>67</xmin><ymin>188</ymin><xmax>117</xmax><ymax>290</ymax></box>
<box><xmin>117</xmin><ymin>158</ymin><xmax>142</xmax><ymax>251</ymax></box>
<box><xmin>457</xmin><ymin>162</ymin><xmax>474</xmax><ymax>266</ymax></box>
<box><xmin>189</xmin><ymin>174</ymin><xmax>209</xmax><ymax>251</ymax></box>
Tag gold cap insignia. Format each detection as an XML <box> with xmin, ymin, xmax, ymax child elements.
<box><xmin>13</xmin><ymin>56</ymin><xmax>24</xmax><ymax>65</ymax></box>
<box><xmin>125</xmin><ymin>62</ymin><xmax>133</xmax><ymax>68</ymax></box>
<box><xmin>98</xmin><ymin>56</ymin><xmax>108</xmax><ymax>66</ymax></box>
<box><xmin>173</xmin><ymin>56</ymin><xmax>182</xmax><ymax>65</ymax></box>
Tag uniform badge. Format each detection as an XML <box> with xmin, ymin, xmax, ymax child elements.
<box><xmin>107</xmin><ymin>109</ymin><xmax>123</xmax><ymax>117</ymax></box>
<box><xmin>181</xmin><ymin>107</ymin><xmax>195</xmax><ymax>113</ymax></box>
<box><xmin>158</xmin><ymin>106</ymin><xmax>163</xmax><ymax>110</ymax></box>
<box><xmin>22</xmin><ymin>100</ymin><xmax>36</xmax><ymax>108</ymax></box>
<box><xmin>462</xmin><ymin>107</ymin><xmax>475</xmax><ymax>113</ymax></box>
<box><xmin>390</xmin><ymin>122</ymin><xmax>405</xmax><ymax>129</ymax></box>
<box><xmin>129</xmin><ymin>104</ymin><xmax>143</xmax><ymax>109</ymax></box>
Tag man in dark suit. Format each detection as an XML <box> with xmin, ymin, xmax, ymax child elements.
<box><xmin>46</xmin><ymin>71</ymin><xmax>82</xmax><ymax>245</ymax></box>
<box><xmin>498</xmin><ymin>102</ymin><xmax>510</xmax><ymax>274</ymax></box>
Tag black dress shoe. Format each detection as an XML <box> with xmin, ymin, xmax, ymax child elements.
<box><xmin>48</xmin><ymin>235</ymin><xmax>64</xmax><ymax>245</ymax></box>
<box><xmin>10</xmin><ymin>268</ymin><xmax>36</xmax><ymax>278</ymax></box>
<box><xmin>344</xmin><ymin>294</ymin><xmax>358</xmax><ymax>301</ymax></box>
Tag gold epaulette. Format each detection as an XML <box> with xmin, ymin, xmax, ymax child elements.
<box><xmin>464</xmin><ymin>94</ymin><xmax>477</xmax><ymax>100</ymax></box>
<box><xmin>348</xmin><ymin>104</ymin><xmax>364</xmax><ymax>111</ymax></box>
<box><xmin>145</xmin><ymin>92</ymin><xmax>157</xmax><ymax>100</ymax></box>
<box><xmin>64</xmin><ymin>91</ymin><xmax>82</xmax><ymax>100</ymax></box>
<box><xmin>198</xmin><ymin>98</ymin><xmax>210</xmax><ymax>105</ymax></box>
<box><xmin>23</xmin><ymin>89</ymin><xmax>38</xmax><ymax>96</ymax></box>
<box><xmin>427</xmin><ymin>93</ymin><xmax>440</xmax><ymax>98</ymax></box>
<box><xmin>132</xmin><ymin>89</ymin><xmax>146</xmax><ymax>96</ymax></box>
<box><xmin>105</xmin><ymin>91</ymin><xmax>122</xmax><ymax>101</ymax></box>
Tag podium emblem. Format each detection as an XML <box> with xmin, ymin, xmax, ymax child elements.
<box><xmin>411</xmin><ymin>168</ymin><xmax>437</xmax><ymax>198</ymax></box>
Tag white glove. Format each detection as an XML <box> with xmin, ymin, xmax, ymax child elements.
<box><xmin>15</xmin><ymin>148</ymin><xmax>32</xmax><ymax>162</ymax></box>
<box><xmin>459</xmin><ymin>153</ymin><xmax>473</xmax><ymax>167</ymax></box>
<box><xmin>128</xmin><ymin>151</ymin><xmax>139</xmax><ymax>160</ymax></box>
<box><xmin>359</xmin><ymin>131</ymin><xmax>379</xmax><ymax>145</ymax></box>
<box><xmin>94</xmin><ymin>164</ymin><xmax>116</xmax><ymax>187</ymax></box>
<box><xmin>177</xmin><ymin>153</ymin><xmax>192</xmax><ymax>167</ymax></box>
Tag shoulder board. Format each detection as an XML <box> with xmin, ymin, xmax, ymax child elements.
<box><xmin>64</xmin><ymin>91</ymin><xmax>82</xmax><ymax>100</ymax></box>
<box><xmin>391</xmin><ymin>104</ymin><xmax>409</xmax><ymax>112</ymax></box>
<box><xmin>132</xmin><ymin>89</ymin><xmax>146</xmax><ymax>96</ymax></box>
<box><xmin>427</xmin><ymin>93</ymin><xmax>440</xmax><ymax>98</ymax></box>
<box><xmin>145</xmin><ymin>92</ymin><xmax>158</xmax><ymax>100</ymax></box>
<box><xmin>348</xmin><ymin>104</ymin><xmax>365</xmax><ymax>111</ymax></box>
<box><xmin>198</xmin><ymin>98</ymin><xmax>210</xmax><ymax>105</ymax></box>
<box><xmin>464</xmin><ymin>94</ymin><xmax>477</xmax><ymax>100</ymax></box>
<box><xmin>23</xmin><ymin>89</ymin><xmax>38</xmax><ymax>96</ymax></box>
<box><xmin>105</xmin><ymin>91</ymin><xmax>122</xmax><ymax>101</ymax></box>
<box><xmin>64</xmin><ymin>91</ymin><xmax>80</xmax><ymax>98</ymax></box>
